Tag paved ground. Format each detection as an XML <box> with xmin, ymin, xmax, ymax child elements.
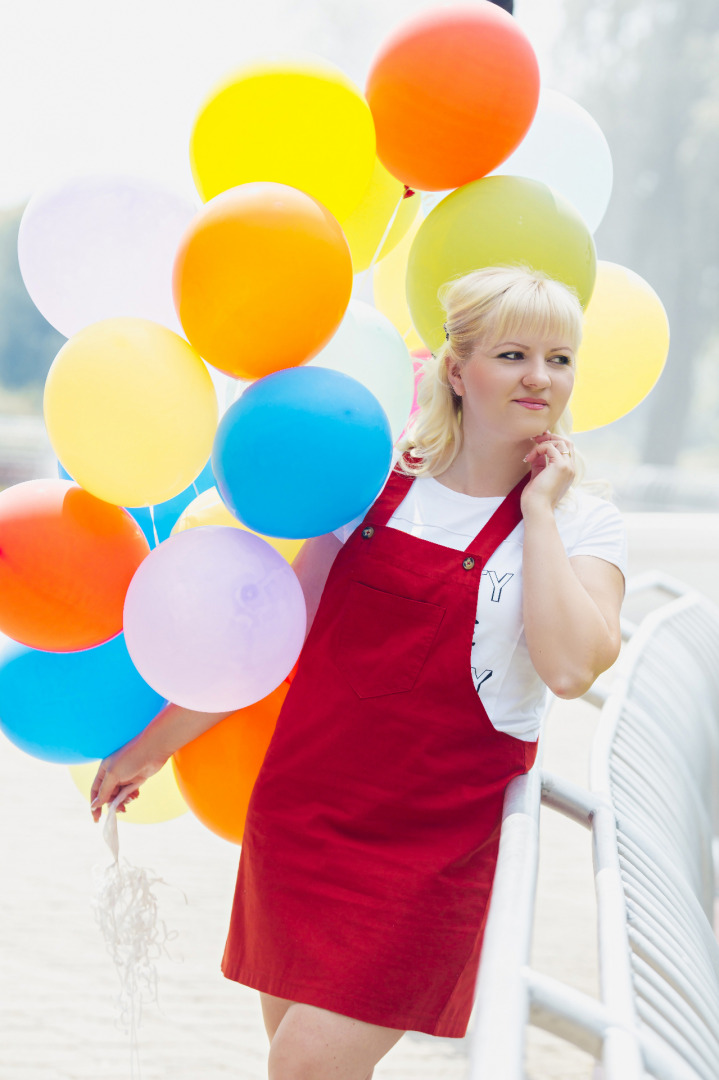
<box><xmin>1</xmin><ymin>512</ymin><xmax>718</xmax><ymax>1080</ymax></box>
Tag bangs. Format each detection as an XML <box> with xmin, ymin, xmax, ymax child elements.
<box><xmin>440</xmin><ymin>266</ymin><xmax>585</xmax><ymax>359</ymax></box>
<box><xmin>481</xmin><ymin>281</ymin><xmax>583</xmax><ymax>353</ymax></box>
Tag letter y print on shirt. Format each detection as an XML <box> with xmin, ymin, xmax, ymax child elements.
<box><xmin>482</xmin><ymin>570</ymin><xmax>514</xmax><ymax>603</ymax></box>
<box><xmin>472</xmin><ymin>667</ymin><xmax>493</xmax><ymax>692</ymax></box>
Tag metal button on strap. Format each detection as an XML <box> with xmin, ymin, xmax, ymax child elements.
<box><xmin>462</xmin><ymin>556</ymin><xmax>475</xmax><ymax>571</ymax></box>
<box><xmin>362</xmin><ymin>526</ymin><xmax>375</xmax><ymax>539</ymax></box>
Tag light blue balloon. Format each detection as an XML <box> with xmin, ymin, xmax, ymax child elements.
<box><xmin>0</xmin><ymin>634</ymin><xmax>166</xmax><ymax>764</ymax></box>
<box><xmin>57</xmin><ymin>459</ymin><xmax>215</xmax><ymax>545</ymax></box>
<box><xmin>212</xmin><ymin>366</ymin><xmax>392</xmax><ymax>539</ymax></box>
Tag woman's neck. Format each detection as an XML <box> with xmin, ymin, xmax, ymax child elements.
<box><xmin>435</xmin><ymin>434</ymin><xmax>534</xmax><ymax>498</ymax></box>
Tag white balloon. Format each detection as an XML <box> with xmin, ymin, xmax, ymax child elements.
<box><xmin>420</xmin><ymin>189</ymin><xmax>452</xmax><ymax>216</ymax></box>
<box><xmin>307</xmin><ymin>300</ymin><xmax>415</xmax><ymax>442</ymax></box>
<box><xmin>18</xmin><ymin>174</ymin><xmax>197</xmax><ymax>337</ymax></box>
<box><xmin>491</xmin><ymin>88</ymin><xmax>613</xmax><ymax>233</ymax></box>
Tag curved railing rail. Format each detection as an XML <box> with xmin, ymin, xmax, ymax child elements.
<box><xmin>470</xmin><ymin>572</ymin><xmax>719</xmax><ymax>1079</ymax></box>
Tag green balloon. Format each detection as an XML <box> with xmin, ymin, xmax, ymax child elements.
<box><xmin>406</xmin><ymin>176</ymin><xmax>597</xmax><ymax>352</ymax></box>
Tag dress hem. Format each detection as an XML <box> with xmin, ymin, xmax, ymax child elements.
<box><xmin>220</xmin><ymin>961</ymin><xmax>471</xmax><ymax>1039</ymax></box>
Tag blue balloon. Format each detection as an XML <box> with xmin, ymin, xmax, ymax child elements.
<box><xmin>212</xmin><ymin>367</ymin><xmax>392</xmax><ymax>539</ymax></box>
<box><xmin>57</xmin><ymin>459</ymin><xmax>215</xmax><ymax>545</ymax></box>
<box><xmin>0</xmin><ymin>634</ymin><xmax>166</xmax><ymax>764</ymax></box>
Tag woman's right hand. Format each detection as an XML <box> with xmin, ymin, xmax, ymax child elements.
<box><xmin>89</xmin><ymin>731</ymin><xmax>170</xmax><ymax>823</ymax></box>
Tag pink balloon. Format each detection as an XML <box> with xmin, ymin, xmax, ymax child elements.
<box><xmin>408</xmin><ymin>349</ymin><xmax>430</xmax><ymax>421</ymax></box>
<box><xmin>397</xmin><ymin>350</ymin><xmax>430</xmax><ymax>443</ymax></box>
<box><xmin>123</xmin><ymin>526</ymin><xmax>306</xmax><ymax>712</ymax></box>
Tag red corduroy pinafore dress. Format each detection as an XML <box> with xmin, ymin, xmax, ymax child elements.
<box><xmin>221</xmin><ymin>468</ymin><xmax>539</xmax><ymax>1037</ymax></box>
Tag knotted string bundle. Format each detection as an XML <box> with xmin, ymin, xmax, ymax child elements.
<box><xmin>91</xmin><ymin>785</ymin><xmax>186</xmax><ymax>1079</ymax></box>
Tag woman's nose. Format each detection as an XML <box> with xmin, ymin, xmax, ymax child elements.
<box><xmin>522</xmin><ymin>362</ymin><xmax>551</xmax><ymax>388</ymax></box>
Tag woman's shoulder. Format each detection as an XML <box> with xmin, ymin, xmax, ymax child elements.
<box><xmin>560</xmin><ymin>484</ymin><xmax>623</xmax><ymax>516</ymax></box>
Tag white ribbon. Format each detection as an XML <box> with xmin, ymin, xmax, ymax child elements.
<box><xmin>92</xmin><ymin>787</ymin><xmax>185</xmax><ymax>1079</ymax></box>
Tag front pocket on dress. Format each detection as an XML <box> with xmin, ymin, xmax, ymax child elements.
<box><xmin>333</xmin><ymin>580</ymin><xmax>445</xmax><ymax>698</ymax></box>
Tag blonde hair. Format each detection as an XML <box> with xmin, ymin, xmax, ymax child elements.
<box><xmin>396</xmin><ymin>265</ymin><xmax>590</xmax><ymax>492</ymax></box>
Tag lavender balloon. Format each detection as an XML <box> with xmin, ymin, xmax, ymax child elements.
<box><xmin>123</xmin><ymin>526</ymin><xmax>306</xmax><ymax>712</ymax></box>
<box><xmin>18</xmin><ymin>174</ymin><xmax>197</xmax><ymax>337</ymax></box>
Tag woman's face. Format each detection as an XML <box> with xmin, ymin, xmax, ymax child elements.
<box><xmin>446</xmin><ymin>330</ymin><xmax>576</xmax><ymax>441</ymax></box>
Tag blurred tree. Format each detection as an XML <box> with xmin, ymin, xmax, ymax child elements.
<box><xmin>0</xmin><ymin>207</ymin><xmax>64</xmax><ymax>401</ymax></box>
<box><xmin>561</xmin><ymin>0</ymin><xmax>719</xmax><ymax>466</ymax></box>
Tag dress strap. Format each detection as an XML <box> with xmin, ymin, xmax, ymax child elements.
<box><xmin>466</xmin><ymin>473</ymin><xmax>530</xmax><ymax>559</ymax></box>
<box><xmin>362</xmin><ymin>467</ymin><xmax>414</xmax><ymax>528</ymax></box>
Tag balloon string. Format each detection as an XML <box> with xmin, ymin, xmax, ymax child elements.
<box><xmin>355</xmin><ymin>190</ymin><xmax>407</xmax><ymax>296</ymax></box>
<box><xmin>148</xmin><ymin>505</ymin><xmax>160</xmax><ymax>549</ymax></box>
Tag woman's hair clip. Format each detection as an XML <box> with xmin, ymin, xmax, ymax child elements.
<box><xmin>443</xmin><ymin>322</ymin><xmax>449</xmax><ymax>341</ymax></box>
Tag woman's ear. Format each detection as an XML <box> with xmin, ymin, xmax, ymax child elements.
<box><xmin>446</xmin><ymin>356</ymin><xmax>464</xmax><ymax>397</ymax></box>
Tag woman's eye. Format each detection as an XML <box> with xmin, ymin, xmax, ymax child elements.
<box><xmin>499</xmin><ymin>351</ymin><xmax>523</xmax><ymax>360</ymax></box>
<box><xmin>550</xmin><ymin>355</ymin><xmax>572</xmax><ymax>365</ymax></box>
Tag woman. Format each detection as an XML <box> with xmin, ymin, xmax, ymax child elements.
<box><xmin>91</xmin><ymin>266</ymin><xmax>626</xmax><ymax>1080</ymax></box>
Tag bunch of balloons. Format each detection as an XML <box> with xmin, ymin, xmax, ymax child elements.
<box><xmin>1</xmin><ymin>3</ymin><xmax>669</xmax><ymax>841</ymax></box>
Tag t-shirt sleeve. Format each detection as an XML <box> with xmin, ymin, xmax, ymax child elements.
<box><xmin>566</xmin><ymin>497</ymin><xmax>628</xmax><ymax>578</ymax></box>
<box><xmin>332</xmin><ymin>513</ymin><xmax>365</xmax><ymax>544</ymax></box>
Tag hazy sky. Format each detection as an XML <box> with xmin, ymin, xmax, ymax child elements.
<box><xmin>0</xmin><ymin>0</ymin><xmax>563</xmax><ymax>210</ymax></box>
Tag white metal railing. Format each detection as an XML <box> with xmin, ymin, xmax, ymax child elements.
<box><xmin>469</xmin><ymin>572</ymin><xmax>719</xmax><ymax>1079</ymax></box>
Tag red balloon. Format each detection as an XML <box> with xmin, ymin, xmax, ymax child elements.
<box><xmin>366</xmin><ymin>5</ymin><xmax>540</xmax><ymax>191</ymax></box>
<box><xmin>0</xmin><ymin>480</ymin><xmax>149</xmax><ymax>651</ymax></box>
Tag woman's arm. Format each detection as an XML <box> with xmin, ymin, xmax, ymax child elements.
<box><xmin>521</xmin><ymin>504</ymin><xmax>624</xmax><ymax>698</ymax></box>
<box><xmin>520</xmin><ymin>433</ymin><xmax>624</xmax><ymax>699</ymax></box>
<box><xmin>90</xmin><ymin>702</ymin><xmax>234</xmax><ymax>821</ymax></box>
<box><xmin>292</xmin><ymin>531</ymin><xmax>343</xmax><ymax>641</ymax></box>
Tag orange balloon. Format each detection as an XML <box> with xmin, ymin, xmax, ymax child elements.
<box><xmin>173</xmin><ymin>183</ymin><xmax>353</xmax><ymax>379</ymax></box>
<box><xmin>0</xmin><ymin>480</ymin><xmax>149</xmax><ymax>651</ymax></box>
<box><xmin>172</xmin><ymin>681</ymin><xmax>289</xmax><ymax>844</ymax></box>
<box><xmin>366</xmin><ymin>6</ymin><xmax>539</xmax><ymax>191</ymax></box>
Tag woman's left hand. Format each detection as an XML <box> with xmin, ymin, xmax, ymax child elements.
<box><xmin>521</xmin><ymin>430</ymin><xmax>575</xmax><ymax>514</ymax></box>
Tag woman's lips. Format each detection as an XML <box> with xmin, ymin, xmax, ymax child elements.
<box><xmin>513</xmin><ymin>400</ymin><xmax>548</xmax><ymax>410</ymax></box>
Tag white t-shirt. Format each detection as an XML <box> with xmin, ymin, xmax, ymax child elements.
<box><xmin>333</xmin><ymin>476</ymin><xmax>628</xmax><ymax>742</ymax></box>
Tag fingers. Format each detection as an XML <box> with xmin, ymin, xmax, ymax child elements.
<box><xmin>90</xmin><ymin>765</ymin><xmax>117</xmax><ymax>820</ymax></box>
<box><xmin>90</xmin><ymin>764</ymin><xmax>111</xmax><ymax>823</ymax></box>
<box><xmin>117</xmin><ymin>789</ymin><xmax>141</xmax><ymax>813</ymax></box>
<box><xmin>89</xmin><ymin>764</ymin><xmax>106</xmax><ymax>806</ymax></box>
<box><xmin>524</xmin><ymin>430</ymin><xmax>574</xmax><ymax>466</ymax></box>
<box><xmin>90</xmin><ymin>776</ymin><xmax>141</xmax><ymax>822</ymax></box>
<box><xmin>90</xmin><ymin>765</ymin><xmax>129</xmax><ymax>822</ymax></box>
<box><xmin>521</xmin><ymin>433</ymin><xmax>576</xmax><ymax>511</ymax></box>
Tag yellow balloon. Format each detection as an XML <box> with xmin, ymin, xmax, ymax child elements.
<box><xmin>341</xmin><ymin>158</ymin><xmax>419</xmax><ymax>272</ymax></box>
<box><xmin>44</xmin><ymin>318</ymin><xmax>218</xmax><ymax>507</ymax></box>
<box><xmin>572</xmin><ymin>261</ymin><xmax>670</xmax><ymax>432</ymax></box>
<box><xmin>69</xmin><ymin>758</ymin><xmax>188</xmax><ymax>824</ymax></box>
<box><xmin>406</xmin><ymin>177</ymin><xmax>596</xmax><ymax>353</ymax></box>
<box><xmin>373</xmin><ymin>211</ymin><xmax>425</xmax><ymax>351</ymax></box>
<box><xmin>172</xmin><ymin>487</ymin><xmax>305</xmax><ymax>564</ymax></box>
<box><xmin>190</xmin><ymin>60</ymin><xmax>376</xmax><ymax>222</ymax></box>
